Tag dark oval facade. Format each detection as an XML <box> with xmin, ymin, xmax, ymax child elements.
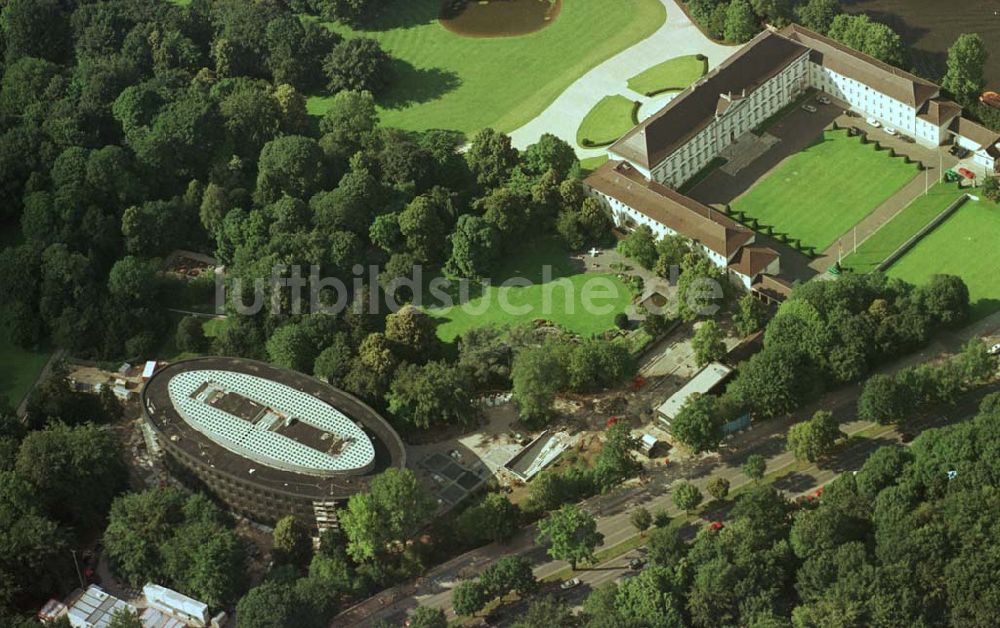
<box><xmin>141</xmin><ymin>356</ymin><xmax>406</xmax><ymax>526</ymax></box>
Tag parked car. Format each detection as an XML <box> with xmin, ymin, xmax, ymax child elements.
<box><xmin>885</xmin><ymin>127</ymin><xmax>897</xmax><ymax>136</ymax></box>
<box><xmin>988</xmin><ymin>342</ymin><xmax>1000</xmax><ymax>356</ymax></box>
<box><xmin>817</xmin><ymin>95</ymin><xmax>831</xmax><ymax>105</ymax></box>
<box><xmin>560</xmin><ymin>577</ymin><xmax>581</xmax><ymax>590</ymax></box>
<box><xmin>866</xmin><ymin>117</ymin><xmax>881</xmax><ymax>128</ymax></box>
<box><xmin>958</xmin><ymin>167</ymin><xmax>976</xmax><ymax>180</ymax></box>
<box><xmin>949</xmin><ymin>144</ymin><xmax>971</xmax><ymax>158</ymax></box>
<box><xmin>628</xmin><ymin>558</ymin><xmax>645</xmax><ymax>570</ymax></box>
<box><xmin>801</xmin><ymin>104</ymin><xmax>817</xmax><ymax>113</ymax></box>
<box><xmin>899</xmin><ymin>134</ymin><xmax>915</xmax><ymax>143</ymax></box>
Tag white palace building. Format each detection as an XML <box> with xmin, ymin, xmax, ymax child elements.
<box><xmin>585</xmin><ymin>24</ymin><xmax>1000</xmax><ymax>302</ymax></box>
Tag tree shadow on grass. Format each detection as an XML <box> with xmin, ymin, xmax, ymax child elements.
<box><xmin>360</xmin><ymin>0</ymin><xmax>443</xmax><ymax>31</ymax></box>
<box><xmin>379</xmin><ymin>59</ymin><xmax>462</xmax><ymax>110</ymax></box>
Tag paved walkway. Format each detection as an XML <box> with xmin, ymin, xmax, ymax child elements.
<box><xmin>508</xmin><ymin>0</ymin><xmax>737</xmax><ymax>158</ymax></box>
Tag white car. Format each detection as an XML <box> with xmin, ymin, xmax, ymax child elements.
<box><xmin>885</xmin><ymin>127</ymin><xmax>897</xmax><ymax>136</ymax></box>
<box><xmin>801</xmin><ymin>104</ymin><xmax>817</xmax><ymax>113</ymax></box>
<box><xmin>989</xmin><ymin>343</ymin><xmax>1000</xmax><ymax>356</ymax></box>
<box><xmin>866</xmin><ymin>117</ymin><xmax>881</xmax><ymax>128</ymax></box>
<box><xmin>817</xmin><ymin>95</ymin><xmax>831</xmax><ymax>105</ymax></box>
<box><xmin>560</xmin><ymin>577</ymin><xmax>581</xmax><ymax>590</ymax></box>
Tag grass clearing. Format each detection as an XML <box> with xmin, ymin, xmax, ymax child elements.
<box><xmin>423</xmin><ymin>240</ymin><xmax>633</xmax><ymax>342</ymax></box>
<box><xmin>732</xmin><ymin>129</ymin><xmax>919</xmax><ymax>251</ymax></box>
<box><xmin>626</xmin><ymin>54</ymin><xmax>707</xmax><ymax>96</ymax></box>
<box><xmin>308</xmin><ymin>0</ymin><xmax>666</xmax><ymax>133</ymax></box>
<box><xmin>579</xmin><ymin>154</ymin><xmax>609</xmax><ymax>176</ymax></box>
<box><xmin>842</xmin><ymin>182</ymin><xmax>968</xmax><ymax>274</ymax></box>
<box><xmin>886</xmin><ymin>198</ymin><xmax>1000</xmax><ymax>320</ymax></box>
<box><xmin>0</xmin><ymin>307</ymin><xmax>51</xmax><ymax>406</ymax></box>
<box><xmin>156</xmin><ymin>314</ymin><xmax>229</xmax><ymax>362</ymax></box>
<box><xmin>576</xmin><ymin>95</ymin><xmax>639</xmax><ymax>147</ymax></box>
<box><xmin>0</xmin><ymin>228</ymin><xmax>51</xmax><ymax>405</ymax></box>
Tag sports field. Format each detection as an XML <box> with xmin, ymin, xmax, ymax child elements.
<box><xmin>577</xmin><ymin>95</ymin><xmax>638</xmax><ymax>147</ymax></box>
<box><xmin>309</xmin><ymin>0</ymin><xmax>666</xmax><ymax>133</ymax></box>
<box><xmin>626</xmin><ymin>54</ymin><xmax>707</xmax><ymax>96</ymax></box>
<box><xmin>424</xmin><ymin>241</ymin><xmax>633</xmax><ymax>342</ymax></box>
<box><xmin>732</xmin><ymin>129</ymin><xmax>919</xmax><ymax>251</ymax></box>
<box><xmin>887</xmin><ymin>199</ymin><xmax>1000</xmax><ymax>320</ymax></box>
<box><xmin>842</xmin><ymin>183</ymin><xmax>967</xmax><ymax>274</ymax></box>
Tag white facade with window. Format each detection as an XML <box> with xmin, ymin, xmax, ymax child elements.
<box><xmin>588</xmin><ymin>188</ymin><xmax>736</xmax><ymax>269</ymax></box>
<box><xmin>650</xmin><ymin>53</ymin><xmax>811</xmax><ymax>188</ymax></box>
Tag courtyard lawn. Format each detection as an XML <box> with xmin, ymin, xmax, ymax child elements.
<box><xmin>576</xmin><ymin>95</ymin><xmax>639</xmax><ymax>147</ymax></box>
<box><xmin>732</xmin><ymin>129</ymin><xmax>919</xmax><ymax>251</ymax></box>
<box><xmin>886</xmin><ymin>198</ymin><xmax>1000</xmax><ymax>320</ymax></box>
<box><xmin>842</xmin><ymin>182</ymin><xmax>968</xmax><ymax>274</ymax></box>
<box><xmin>626</xmin><ymin>54</ymin><xmax>707</xmax><ymax>96</ymax></box>
<box><xmin>0</xmin><ymin>307</ymin><xmax>52</xmax><ymax>406</ymax></box>
<box><xmin>308</xmin><ymin>0</ymin><xmax>666</xmax><ymax>133</ymax></box>
<box><xmin>423</xmin><ymin>241</ymin><xmax>634</xmax><ymax>342</ymax></box>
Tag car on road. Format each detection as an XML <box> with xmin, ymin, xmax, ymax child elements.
<box><xmin>899</xmin><ymin>134</ymin><xmax>915</xmax><ymax>143</ymax></box>
<box><xmin>866</xmin><ymin>117</ymin><xmax>881</xmax><ymax>128</ymax></box>
<box><xmin>817</xmin><ymin>95</ymin><xmax>831</xmax><ymax>105</ymax></box>
<box><xmin>885</xmin><ymin>127</ymin><xmax>897</xmax><ymax>136</ymax></box>
<box><xmin>801</xmin><ymin>104</ymin><xmax>817</xmax><ymax>113</ymax></box>
<box><xmin>989</xmin><ymin>343</ymin><xmax>1000</xmax><ymax>355</ymax></box>
<box><xmin>560</xmin><ymin>577</ymin><xmax>581</xmax><ymax>590</ymax></box>
<box><xmin>628</xmin><ymin>558</ymin><xmax>645</xmax><ymax>570</ymax></box>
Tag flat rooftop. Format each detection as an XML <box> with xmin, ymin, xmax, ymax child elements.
<box><xmin>143</xmin><ymin>357</ymin><xmax>405</xmax><ymax>501</ymax></box>
<box><xmin>168</xmin><ymin>369</ymin><xmax>376</xmax><ymax>476</ymax></box>
<box><xmin>657</xmin><ymin>361</ymin><xmax>733</xmax><ymax>422</ymax></box>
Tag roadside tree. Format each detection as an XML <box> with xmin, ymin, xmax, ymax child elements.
<box><xmin>536</xmin><ymin>504</ymin><xmax>604</xmax><ymax>570</ymax></box>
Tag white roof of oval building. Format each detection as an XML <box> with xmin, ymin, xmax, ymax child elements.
<box><xmin>166</xmin><ymin>369</ymin><xmax>376</xmax><ymax>476</ymax></box>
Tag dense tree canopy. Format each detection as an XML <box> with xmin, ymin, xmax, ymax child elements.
<box><xmin>103</xmin><ymin>488</ymin><xmax>245</xmax><ymax>607</ymax></box>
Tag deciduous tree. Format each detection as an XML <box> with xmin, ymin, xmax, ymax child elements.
<box><xmin>672</xmin><ymin>481</ymin><xmax>703</xmax><ymax>515</ymax></box>
<box><xmin>786</xmin><ymin>410</ymin><xmax>843</xmax><ymax>462</ymax></box>
<box><xmin>537</xmin><ymin>504</ymin><xmax>603</xmax><ymax>570</ymax></box>
<box><xmin>691</xmin><ymin>320</ymin><xmax>727</xmax><ymax>367</ymax></box>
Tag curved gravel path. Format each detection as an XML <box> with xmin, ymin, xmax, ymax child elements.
<box><xmin>509</xmin><ymin>0</ymin><xmax>738</xmax><ymax>157</ymax></box>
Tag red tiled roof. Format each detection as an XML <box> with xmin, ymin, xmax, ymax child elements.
<box><xmin>729</xmin><ymin>246</ymin><xmax>779</xmax><ymax>278</ymax></box>
<box><xmin>610</xmin><ymin>30</ymin><xmax>809</xmax><ymax>170</ymax></box>
<box><xmin>779</xmin><ymin>24</ymin><xmax>939</xmax><ymax>109</ymax></box>
<box><xmin>585</xmin><ymin>160</ymin><xmax>754</xmax><ymax>259</ymax></box>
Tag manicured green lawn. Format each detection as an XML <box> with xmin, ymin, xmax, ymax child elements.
<box><xmin>842</xmin><ymin>182</ymin><xmax>967</xmax><ymax>274</ymax></box>
<box><xmin>887</xmin><ymin>198</ymin><xmax>1000</xmax><ymax>320</ymax></box>
<box><xmin>579</xmin><ymin>154</ymin><xmax>609</xmax><ymax>176</ymax></box>
<box><xmin>576</xmin><ymin>95</ymin><xmax>638</xmax><ymax>147</ymax></box>
<box><xmin>423</xmin><ymin>241</ymin><xmax>633</xmax><ymax>342</ymax></box>
<box><xmin>626</xmin><ymin>54</ymin><xmax>707</xmax><ymax>96</ymax></box>
<box><xmin>0</xmin><ymin>308</ymin><xmax>52</xmax><ymax>406</ymax></box>
<box><xmin>308</xmin><ymin>0</ymin><xmax>666</xmax><ymax>133</ymax></box>
<box><xmin>732</xmin><ymin>130</ymin><xmax>919</xmax><ymax>251</ymax></box>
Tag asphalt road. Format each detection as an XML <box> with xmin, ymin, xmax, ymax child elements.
<box><xmin>333</xmin><ymin>313</ymin><xmax>1000</xmax><ymax>627</ymax></box>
